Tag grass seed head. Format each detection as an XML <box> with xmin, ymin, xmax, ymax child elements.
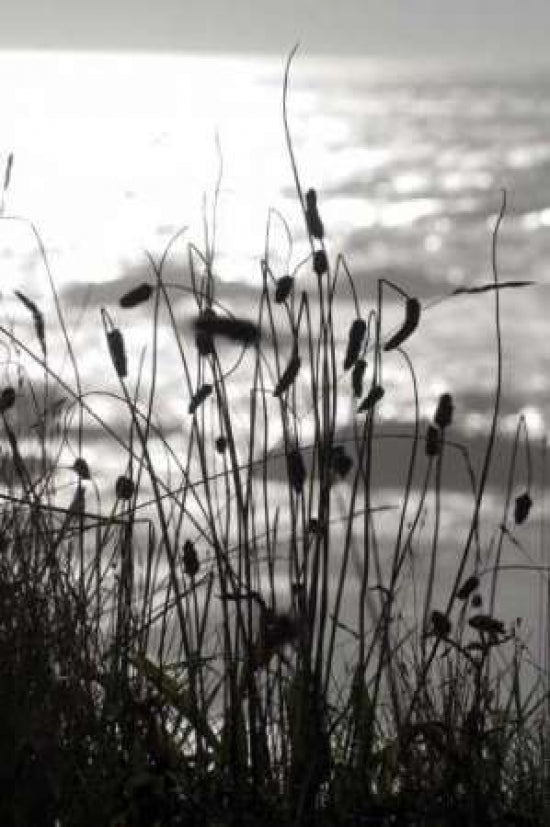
<box><xmin>14</xmin><ymin>290</ymin><xmax>46</xmax><ymax>358</ymax></box>
<box><xmin>3</xmin><ymin>152</ymin><xmax>13</xmax><ymax>192</ymax></box>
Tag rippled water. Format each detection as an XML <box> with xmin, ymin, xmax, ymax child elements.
<box><xmin>0</xmin><ymin>50</ymin><xmax>549</xmax><ymax>668</ymax></box>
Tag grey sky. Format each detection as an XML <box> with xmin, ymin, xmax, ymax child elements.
<box><xmin>0</xmin><ymin>0</ymin><xmax>549</xmax><ymax>62</ymax></box>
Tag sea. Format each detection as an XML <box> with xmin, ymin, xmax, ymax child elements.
<box><xmin>0</xmin><ymin>50</ymin><xmax>549</xmax><ymax>683</ymax></box>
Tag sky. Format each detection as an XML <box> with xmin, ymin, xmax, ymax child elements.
<box><xmin>0</xmin><ymin>0</ymin><xmax>549</xmax><ymax>63</ymax></box>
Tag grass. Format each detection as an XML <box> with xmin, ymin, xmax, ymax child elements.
<box><xmin>0</xmin><ymin>49</ymin><xmax>549</xmax><ymax>825</ymax></box>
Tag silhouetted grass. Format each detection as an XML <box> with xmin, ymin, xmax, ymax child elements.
<box><xmin>0</xmin><ymin>49</ymin><xmax>548</xmax><ymax>826</ymax></box>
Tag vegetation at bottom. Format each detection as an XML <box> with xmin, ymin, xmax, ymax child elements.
<box><xmin>0</xmin><ymin>50</ymin><xmax>549</xmax><ymax>825</ymax></box>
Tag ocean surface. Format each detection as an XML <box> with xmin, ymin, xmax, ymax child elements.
<box><xmin>0</xmin><ymin>50</ymin><xmax>549</xmax><ymax>675</ymax></box>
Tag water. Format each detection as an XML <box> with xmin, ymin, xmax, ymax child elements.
<box><xmin>0</xmin><ymin>50</ymin><xmax>549</xmax><ymax>676</ymax></box>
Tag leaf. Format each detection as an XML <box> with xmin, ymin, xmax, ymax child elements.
<box><xmin>119</xmin><ymin>282</ymin><xmax>153</xmax><ymax>308</ymax></box>
<box><xmin>14</xmin><ymin>290</ymin><xmax>46</xmax><ymax>358</ymax></box>
<box><xmin>275</xmin><ymin>275</ymin><xmax>294</xmax><ymax>303</ymax></box>
<box><xmin>384</xmin><ymin>297</ymin><xmax>420</xmax><ymax>351</ymax></box>
<box><xmin>106</xmin><ymin>328</ymin><xmax>127</xmax><ymax>378</ymax></box>
<box><xmin>357</xmin><ymin>384</ymin><xmax>384</xmax><ymax>413</ymax></box>
<box><xmin>274</xmin><ymin>348</ymin><xmax>301</xmax><ymax>397</ymax></box>
<box><xmin>343</xmin><ymin>319</ymin><xmax>367</xmax><ymax>370</ymax></box>
<box><xmin>189</xmin><ymin>383</ymin><xmax>213</xmax><ymax>414</ymax></box>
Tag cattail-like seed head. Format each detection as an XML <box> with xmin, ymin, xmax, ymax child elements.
<box><xmin>425</xmin><ymin>424</ymin><xmax>441</xmax><ymax>457</ymax></box>
<box><xmin>313</xmin><ymin>250</ymin><xmax>328</xmax><ymax>276</ymax></box>
<box><xmin>195</xmin><ymin>307</ymin><xmax>216</xmax><ymax>356</ymax></box>
<box><xmin>189</xmin><ymin>384</ymin><xmax>213</xmax><ymax>415</ymax></box>
<box><xmin>287</xmin><ymin>448</ymin><xmax>306</xmax><ymax>494</ymax></box>
<box><xmin>107</xmin><ymin>329</ymin><xmax>127</xmax><ymax>378</ymax></box>
<box><xmin>384</xmin><ymin>297</ymin><xmax>421</xmax><ymax>351</ymax></box>
<box><xmin>182</xmin><ymin>539</ymin><xmax>199</xmax><ymax>576</ymax></box>
<box><xmin>275</xmin><ymin>275</ymin><xmax>294</xmax><ymax>303</ymax></box>
<box><xmin>194</xmin><ymin>312</ymin><xmax>259</xmax><ymax>347</ymax></box>
<box><xmin>457</xmin><ymin>575</ymin><xmax>480</xmax><ymax>601</ymax></box>
<box><xmin>330</xmin><ymin>445</ymin><xmax>353</xmax><ymax>478</ymax></box>
<box><xmin>274</xmin><ymin>348</ymin><xmax>301</xmax><ymax>397</ymax></box>
<box><xmin>305</xmin><ymin>188</ymin><xmax>324</xmax><ymax>240</ymax></box>
<box><xmin>514</xmin><ymin>491</ymin><xmax>532</xmax><ymax>525</ymax></box>
<box><xmin>431</xmin><ymin>610</ymin><xmax>451</xmax><ymax>638</ymax></box>
<box><xmin>73</xmin><ymin>458</ymin><xmax>90</xmax><ymax>480</ymax></box>
<box><xmin>357</xmin><ymin>384</ymin><xmax>384</xmax><ymax>413</ymax></box>
<box><xmin>468</xmin><ymin>614</ymin><xmax>505</xmax><ymax>635</ymax></box>
<box><xmin>115</xmin><ymin>475</ymin><xmax>134</xmax><ymax>500</ymax></box>
<box><xmin>308</xmin><ymin>518</ymin><xmax>320</xmax><ymax>534</ymax></box>
<box><xmin>343</xmin><ymin>319</ymin><xmax>367</xmax><ymax>371</ymax></box>
<box><xmin>119</xmin><ymin>283</ymin><xmax>153</xmax><ymax>309</ymax></box>
<box><xmin>352</xmin><ymin>359</ymin><xmax>367</xmax><ymax>398</ymax></box>
<box><xmin>0</xmin><ymin>387</ymin><xmax>15</xmax><ymax>413</ymax></box>
<box><xmin>215</xmin><ymin>436</ymin><xmax>227</xmax><ymax>454</ymax></box>
<box><xmin>434</xmin><ymin>392</ymin><xmax>453</xmax><ymax>429</ymax></box>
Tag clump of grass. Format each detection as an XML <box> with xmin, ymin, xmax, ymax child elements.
<box><xmin>0</xmin><ymin>49</ymin><xmax>548</xmax><ymax>827</ymax></box>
